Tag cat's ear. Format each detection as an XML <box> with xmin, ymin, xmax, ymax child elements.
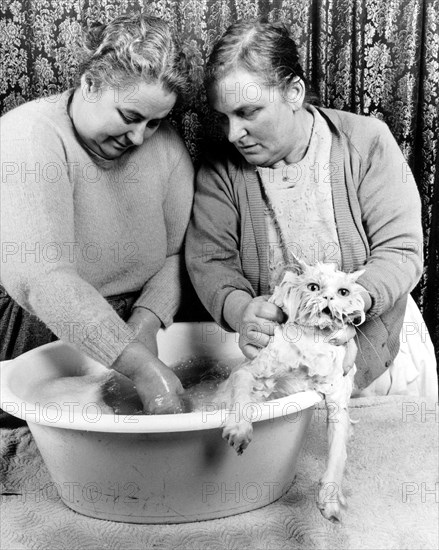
<box><xmin>271</xmin><ymin>271</ymin><xmax>298</xmax><ymax>308</ymax></box>
<box><xmin>284</xmin><ymin>256</ymin><xmax>308</xmax><ymax>275</ymax></box>
<box><xmin>280</xmin><ymin>271</ymin><xmax>297</xmax><ymax>284</ymax></box>
<box><xmin>349</xmin><ymin>269</ymin><xmax>365</xmax><ymax>282</ymax></box>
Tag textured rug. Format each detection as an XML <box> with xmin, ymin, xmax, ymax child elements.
<box><xmin>1</xmin><ymin>395</ymin><xmax>438</xmax><ymax>550</ymax></box>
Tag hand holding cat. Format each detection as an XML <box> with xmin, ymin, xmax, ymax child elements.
<box><xmin>237</xmin><ymin>296</ymin><xmax>286</xmax><ymax>359</ymax></box>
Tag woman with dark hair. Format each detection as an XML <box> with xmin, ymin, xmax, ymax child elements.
<box><xmin>186</xmin><ymin>19</ymin><xmax>436</xmax><ymax>396</ymax></box>
<box><xmin>1</xmin><ymin>13</ymin><xmax>194</xmax><ymax>414</ymax></box>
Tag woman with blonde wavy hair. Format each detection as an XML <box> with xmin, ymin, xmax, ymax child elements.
<box><xmin>1</xmin><ymin>12</ymin><xmax>194</xmax><ymax>419</ymax></box>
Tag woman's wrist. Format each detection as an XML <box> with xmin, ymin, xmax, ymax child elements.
<box><xmin>223</xmin><ymin>290</ymin><xmax>253</xmax><ymax>333</ymax></box>
<box><xmin>126</xmin><ymin>307</ymin><xmax>161</xmax><ymax>355</ymax></box>
<box><xmin>111</xmin><ymin>341</ymin><xmax>153</xmax><ymax>381</ymax></box>
<box><xmin>128</xmin><ymin>307</ymin><xmax>161</xmax><ymax>333</ymax></box>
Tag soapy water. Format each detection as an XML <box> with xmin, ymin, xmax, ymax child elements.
<box><xmin>174</xmin><ymin>358</ymin><xmax>236</xmax><ymax>413</ymax></box>
<box><xmin>101</xmin><ymin>357</ymin><xmax>241</xmax><ymax>415</ymax></box>
<box><xmin>25</xmin><ymin>357</ymin><xmax>243</xmax><ymax>416</ymax></box>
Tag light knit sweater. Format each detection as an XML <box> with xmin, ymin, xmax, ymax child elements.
<box><xmin>1</xmin><ymin>90</ymin><xmax>194</xmax><ymax>366</ymax></box>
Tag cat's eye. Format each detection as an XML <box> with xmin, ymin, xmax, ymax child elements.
<box><xmin>338</xmin><ymin>288</ymin><xmax>350</xmax><ymax>296</ymax></box>
<box><xmin>307</xmin><ymin>283</ymin><xmax>320</xmax><ymax>292</ymax></box>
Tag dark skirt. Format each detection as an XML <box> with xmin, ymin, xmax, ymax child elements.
<box><xmin>0</xmin><ymin>285</ymin><xmax>138</xmax><ymax>427</ymax></box>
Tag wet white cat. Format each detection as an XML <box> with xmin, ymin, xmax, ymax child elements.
<box><xmin>216</xmin><ymin>261</ymin><xmax>366</xmax><ymax>522</ymax></box>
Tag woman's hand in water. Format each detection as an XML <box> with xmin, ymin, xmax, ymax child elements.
<box><xmin>112</xmin><ymin>342</ymin><xmax>184</xmax><ymax>414</ymax></box>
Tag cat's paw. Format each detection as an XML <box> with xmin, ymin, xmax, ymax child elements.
<box><xmin>317</xmin><ymin>480</ymin><xmax>346</xmax><ymax>523</ymax></box>
<box><xmin>222</xmin><ymin>421</ymin><xmax>253</xmax><ymax>455</ymax></box>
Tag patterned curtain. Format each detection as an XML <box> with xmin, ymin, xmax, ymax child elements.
<box><xmin>1</xmin><ymin>0</ymin><xmax>438</xmax><ymax>351</ymax></box>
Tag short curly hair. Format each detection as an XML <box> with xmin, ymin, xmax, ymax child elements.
<box><xmin>78</xmin><ymin>12</ymin><xmax>189</xmax><ymax>96</ymax></box>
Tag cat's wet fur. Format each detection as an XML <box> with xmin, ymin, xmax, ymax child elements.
<box><xmin>216</xmin><ymin>260</ymin><xmax>366</xmax><ymax>522</ymax></box>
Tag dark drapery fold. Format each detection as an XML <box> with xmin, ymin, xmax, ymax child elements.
<box><xmin>1</xmin><ymin>0</ymin><xmax>437</xmax><ymax>354</ymax></box>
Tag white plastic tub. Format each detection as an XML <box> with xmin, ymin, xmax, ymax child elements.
<box><xmin>0</xmin><ymin>322</ymin><xmax>321</xmax><ymax>523</ymax></box>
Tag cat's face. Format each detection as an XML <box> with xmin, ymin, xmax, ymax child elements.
<box><xmin>273</xmin><ymin>262</ymin><xmax>366</xmax><ymax>330</ymax></box>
